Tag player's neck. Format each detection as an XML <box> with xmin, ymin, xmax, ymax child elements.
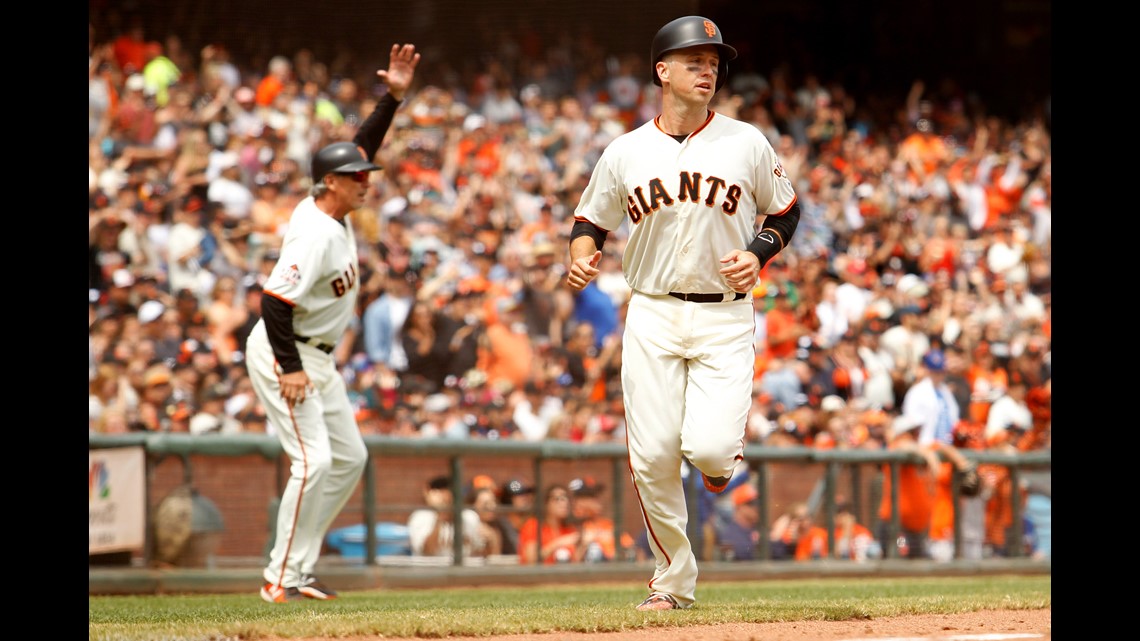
<box><xmin>657</xmin><ymin>102</ymin><xmax>710</xmax><ymax>137</ymax></box>
<box><xmin>314</xmin><ymin>195</ymin><xmax>350</xmax><ymax>221</ymax></box>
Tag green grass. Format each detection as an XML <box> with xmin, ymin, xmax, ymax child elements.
<box><xmin>89</xmin><ymin>575</ymin><xmax>1050</xmax><ymax>641</ymax></box>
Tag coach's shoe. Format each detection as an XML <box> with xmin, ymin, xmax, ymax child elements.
<box><xmin>298</xmin><ymin>574</ymin><xmax>338</xmax><ymax>600</ymax></box>
<box><xmin>701</xmin><ymin>472</ymin><xmax>732</xmax><ymax>494</ymax></box>
<box><xmin>635</xmin><ymin>592</ymin><xmax>686</xmax><ymax>611</ymax></box>
<box><xmin>260</xmin><ymin>583</ymin><xmax>303</xmax><ymax>603</ymax></box>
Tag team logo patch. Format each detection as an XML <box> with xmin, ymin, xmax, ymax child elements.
<box><xmin>281</xmin><ymin>263</ymin><xmax>301</xmax><ymax>285</ymax></box>
<box><xmin>703</xmin><ymin>20</ymin><xmax>716</xmax><ymax>37</ymax></box>
<box><xmin>773</xmin><ymin>157</ymin><xmax>787</xmax><ymax>180</ymax></box>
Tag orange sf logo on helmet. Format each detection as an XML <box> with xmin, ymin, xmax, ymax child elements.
<box><xmin>703</xmin><ymin>20</ymin><xmax>716</xmax><ymax>37</ymax></box>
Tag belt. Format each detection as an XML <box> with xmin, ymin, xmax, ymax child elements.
<box><xmin>295</xmin><ymin>334</ymin><xmax>335</xmax><ymax>354</ymax></box>
<box><xmin>668</xmin><ymin>291</ymin><xmax>746</xmax><ymax>303</ymax></box>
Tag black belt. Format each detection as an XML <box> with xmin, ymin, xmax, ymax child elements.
<box><xmin>668</xmin><ymin>291</ymin><xmax>746</xmax><ymax>303</ymax></box>
<box><xmin>295</xmin><ymin>335</ymin><xmax>335</xmax><ymax>354</ymax></box>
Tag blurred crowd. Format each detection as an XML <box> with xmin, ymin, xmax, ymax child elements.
<box><xmin>89</xmin><ymin>19</ymin><xmax>1050</xmax><ymax>561</ymax></box>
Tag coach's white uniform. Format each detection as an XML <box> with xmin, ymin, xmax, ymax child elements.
<box><xmin>246</xmin><ymin>196</ymin><xmax>368</xmax><ymax>590</ymax></box>
<box><xmin>574</xmin><ymin>111</ymin><xmax>796</xmax><ymax>605</ymax></box>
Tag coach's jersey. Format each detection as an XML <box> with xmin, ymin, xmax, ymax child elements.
<box><xmin>262</xmin><ymin>197</ymin><xmax>360</xmax><ymax>343</ymax></box>
<box><xmin>574</xmin><ymin>111</ymin><xmax>796</xmax><ymax>295</ymax></box>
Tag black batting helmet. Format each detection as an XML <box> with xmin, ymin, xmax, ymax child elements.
<box><xmin>651</xmin><ymin>16</ymin><xmax>738</xmax><ymax>92</ymax></box>
<box><xmin>310</xmin><ymin>142</ymin><xmax>382</xmax><ymax>183</ymax></box>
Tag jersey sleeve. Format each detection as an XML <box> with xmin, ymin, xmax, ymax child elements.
<box><xmin>262</xmin><ymin>228</ymin><xmax>328</xmax><ymax>306</ymax></box>
<box><xmin>572</xmin><ymin>148</ymin><xmax>625</xmax><ymax>232</ymax></box>
<box><xmin>753</xmin><ymin>137</ymin><xmax>798</xmax><ymax>216</ymax></box>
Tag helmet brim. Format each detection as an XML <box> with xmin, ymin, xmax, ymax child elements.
<box><xmin>330</xmin><ymin>161</ymin><xmax>383</xmax><ymax>174</ymax></box>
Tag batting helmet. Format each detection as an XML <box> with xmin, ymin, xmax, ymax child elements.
<box><xmin>310</xmin><ymin>142</ymin><xmax>382</xmax><ymax>183</ymax></box>
<box><xmin>651</xmin><ymin>16</ymin><xmax>738</xmax><ymax>92</ymax></box>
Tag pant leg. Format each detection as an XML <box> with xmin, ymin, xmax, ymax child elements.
<box><xmin>301</xmin><ymin>359</ymin><xmax>367</xmax><ymax>574</ymax></box>
<box><xmin>246</xmin><ymin>324</ymin><xmax>335</xmax><ymax>588</ymax></box>
<box><xmin>622</xmin><ymin>294</ymin><xmax>695</xmax><ymax>606</ymax></box>
<box><xmin>679</xmin><ymin>300</ymin><xmax>754</xmax><ymax>477</ymax></box>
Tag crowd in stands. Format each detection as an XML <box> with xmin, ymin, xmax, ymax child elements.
<box><xmin>89</xmin><ymin>19</ymin><xmax>1050</xmax><ymax>562</ymax></box>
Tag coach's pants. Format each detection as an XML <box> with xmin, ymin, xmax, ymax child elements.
<box><xmin>246</xmin><ymin>323</ymin><xmax>368</xmax><ymax>588</ymax></box>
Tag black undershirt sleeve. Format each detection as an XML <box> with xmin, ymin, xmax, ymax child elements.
<box><xmin>353</xmin><ymin>93</ymin><xmax>403</xmax><ymax>161</ymax></box>
<box><xmin>747</xmin><ymin>201</ymin><xmax>801</xmax><ymax>267</ymax></box>
<box><xmin>260</xmin><ymin>294</ymin><xmax>303</xmax><ymax>373</ymax></box>
<box><xmin>570</xmin><ymin>219</ymin><xmax>608</xmax><ymax>253</ymax></box>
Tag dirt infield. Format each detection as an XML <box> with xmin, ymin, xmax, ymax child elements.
<box><xmin>260</xmin><ymin>608</ymin><xmax>1050</xmax><ymax>641</ymax></box>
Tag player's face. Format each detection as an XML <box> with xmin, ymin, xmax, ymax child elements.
<box><xmin>661</xmin><ymin>45</ymin><xmax>720</xmax><ymax>100</ymax></box>
<box><xmin>331</xmin><ymin>171</ymin><xmax>372</xmax><ymax>210</ymax></box>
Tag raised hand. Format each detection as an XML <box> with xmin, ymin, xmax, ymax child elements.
<box><xmin>376</xmin><ymin>43</ymin><xmax>421</xmax><ymax>100</ymax></box>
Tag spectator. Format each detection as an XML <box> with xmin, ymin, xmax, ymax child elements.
<box><xmin>966</xmin><ymin>342</ymin><xmax>1008</xmax><ymax>426</ymax></box>
<box><xmin>203</xmin><ymin>275</ymin><xmax>248</xmax><ymax>366</ymax></box>
<box><xmin>232</xmin><ymin>281</ymin><xmax>263</xmax><ymax>357</ymax></box>
<box><xmin>925</xmin><ymin>440</ymin><xmax>980</xmax><ymax>563</ymax></box>
<box><xmin>498</xmin><ymin>479</ymin><xmax>536</xmax><ymax>554</ymax></box>
<box><xmin>90</xmin><ymin>362</ymin><xmax>140</xmax><ymax>433</ymax></box>
<box><xmin>362</xmin><ymin>267</ymin><xmax>415</xmax><ymax>372</ymax></box>
<box><xmin>136</xmin><ymin>363</ymin><xmax>177</xmax><ymax>432</ymax></box>
<box><xmin>984</xmin><ymin>376</ymin><xmax>1033</xmax><ymax>444</ymax></box>
<box><xmin>188</xmin><ymin>382</ymin><xmax>241</xmax><ymax>435</ymax></box>
<box><xmin>255</xmin><ymin>55</ymin><xmax>292</xmax><ymax>108</ymax></box>
<box><xmin>436</xmin><ymin>290</ymin><xmax>486</xmax><ymax>384</ymax></box>
<box><xmin>468</xmin><ymin>485</ymin><xmax>506</xmax><ymax>557</ymax></box>
<box><xmin>206</xmin><ymin>152</ymin><xmax>255</xmax><ymax>228</ymax></box>
<box><xmin>795</xmin><ymin>502</ymin><xmax>875</xmax><ymax>561</ymax></box>
<box><xmin>758</xmin><ymin>357</ymin><xmax>806</xmax><ymax>416</ymax></box>
<box><xmin>769</xmin><ymin>502</ymin><xmax>811</xmax><ymax>560</ymax></box>
<box><xmin>940</xmin><ymin>344</ymin><xmax>974</xmax><ymax>418</ymax></box>
<box><xmin>877</xmin><ymin>413</ymin><xmax>942</xmax><ymax>559</ymax></box>
<box><xmin>399</xmin><ymin>298</ymin><xmax>450</xmax><ymax>392</ymax></box>
<box><xmin>518</xmin><ymin>483</ymin><xmax>581</xmax><ymax>565</ymax></box>
<box><xmin>568</xmin><ymin>477</ymin><xmax>616</xmax><ymax>562</ymax></box>
<box><xmin>764</xmin><ymin>285</ymin><xmax>810</xmax><ymax>360</ymax></box>
<box><xmin>708</xmin><ymin>482</ymin><xmax>763</xmax><ymax>561</ymax></box>
<box><xmin>511</xmin><ymin>381</ymin><xmax>564</xmax><ymax>442</ymax></box>
<box><xmin>476</xmin><ymin>297</ymin><xmax>534</xmax><ymax>392</ymax></box>
<box><xmin>879</xmin><ymin>305</ymin><xmax>930</xmax><ymax>396</ymax></box>
<box><xmin>165</xmin><ymin>199</ymin><xmax>215</xmax><ymax>303</ymax></box>
<box><xmin>407</xmin><ymin>475</ymin><xmax>486</xmax><ymax>559</ymax></box>
<box><xmin>518</xmin><ymin>241</ymin><xmax>569</xmax><ymax>344</ymax></box>
<box><xmin>111</xmin><ymin>16</ymin><xmax>151</xmax><ymax>75</ymax></box>
<box><xmin>900</xmin><ymin>348</ymin><xmax>959</xmax><ymax>447</ymax></box>
<box><xmin>569</xmin><ymin>280</ymin><xmax>617</xmax><ymax>352</ymax></box>
<box><xmin>418</xmin><ymin>393</ymin><xmax>468</xmax><ymax>439</ymax></box>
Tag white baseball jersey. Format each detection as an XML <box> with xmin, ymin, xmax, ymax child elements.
<box><xmin>262</xmin><ymin>196</ymin><xmax>360</xmax><ymax>343</ymax></box>
<box><xmin>573</xmin><ymin>109</ymin><xmax>797</xmax><ymax>607</ymax></box>
<box><xmin>574</xmin><ymin>111</ymin><xmax>796</xmax><ymax>294</ymax></box>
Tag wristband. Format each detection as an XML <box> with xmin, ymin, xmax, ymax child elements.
<box><xmin>746</xmin><ymin>230</ymin><xmax>783</xmax><ymax>267</ymax></box>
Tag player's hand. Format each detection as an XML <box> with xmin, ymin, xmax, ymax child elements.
<box><xmin>376</xmin><ymin>44</ymin><xmax>421</xmax><ymax>100</ymax></box>
<box><xmin>279</xmin><ymin>370</ymin><xmax>313</xmax><ymax>407</ymax></box>
<box><xmin>566</xmin><ymin>250</ymin><xmax>602</xmax><ymax>291</ymax></box>
<box><xmin>718</xmin><ymin>250</ymin><xmax>761</xmax><ymax>293</ymax></box>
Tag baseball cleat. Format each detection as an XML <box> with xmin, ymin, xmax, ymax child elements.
<box><xmin>298</xmin><ymin>574</ymin><xmax>338</xmax><ymax>600</ymax></box>
<box><xmin>702</xmin><ymin>472</ymin><xmax>731</xmax><ymax>493</ymax></box>
<box><xmin>260</xmin><ymin>582</ymin><xmax>303</xmax><ymax>603</ymax></box>
<box><xmin>635</xmin><ymin>592</ymin><xmax>686</xmax><ymax>611</ymax></box>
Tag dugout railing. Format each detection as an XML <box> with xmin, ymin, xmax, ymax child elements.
<box><xmin>89</xmin><ymin>434</ymin><xmax>1051</xmax><ymax>566</ymax></box>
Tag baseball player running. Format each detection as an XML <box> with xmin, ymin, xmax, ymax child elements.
<box><xmin>566</xmin><ymin>16</ymin><xmax>799</xmax><ymax>611</ymax></box>
<box><xmin>248</xmin><ymin>44</ymin><xmax>420</xmax><ymax>603</ymax></box>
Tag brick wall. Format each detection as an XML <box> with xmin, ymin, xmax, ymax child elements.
<box><xmin>148</xmin><ymin>453</ymin><xmax>881</xmax><ymax>561</ymax></box>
